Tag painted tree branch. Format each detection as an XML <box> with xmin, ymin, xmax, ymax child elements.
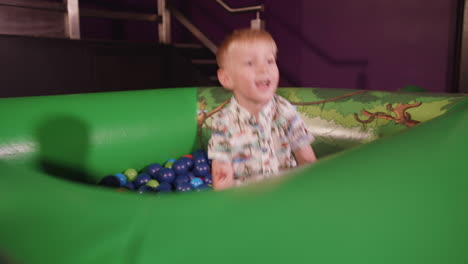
<box><xmin>197</xmin><ymin>98</ymin><xmax>230</xmax><ymax>148</ymax></box>
<box><xmin>289</xmin><ymin>90</ymin><xmax>368</xmax><ymax>105</ymax></box>
<box><xmin>197</xmin><ymin>98</ymin><xmax>230</xmax><ymax>127</ymax></box>
<box><xmin>354</xmin><ymin>102</ymin><xmax>422</xmax><ymax>127</ymax></box>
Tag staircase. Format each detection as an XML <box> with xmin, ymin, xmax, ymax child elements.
<box><xmin>173</xmin><ymin>42</ymin><xmax>219</xmax><ymax>86</ymax></box>
<box><xmin>166</xmin><ymin>1</ymin><xmax>264</xmax><ymax>87</ymax></box>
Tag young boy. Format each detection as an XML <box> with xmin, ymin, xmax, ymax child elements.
<box><xmin>208</xmin><ymin>28</ymin><xmax>317</xmax><ymax>191</ymax></box>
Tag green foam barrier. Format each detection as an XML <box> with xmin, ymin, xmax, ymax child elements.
<box><xmin>0</xmin><ymin>87</ymin><xmax>467</xmax><ymax>264</ymax></box>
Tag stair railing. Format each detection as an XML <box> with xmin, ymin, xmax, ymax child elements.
<box><xmin>215</xmin><ymin>0</ymin><xmax>265</xmax><ymax>29</ymax></box>
<box><xmin>165</xmin><ymin>2</ymin><xmax>218</xmax><ymax>54</ymax></box>
<box><xmin>159</xmin><ymin>0</ymin><xmax>266</xmax><ymax>54</ymax></box>
<box><xmin>0</xmin><ymin>0</ymin><xmax>265</xmax><ymax>54</ymax></box>
<box><xmin>0</xmin><ymin>0</ymin><xmax>80</xmax><ymax>39</ymax></box>
<box><xmin>0</xmin><ymin>0</ymin><xmax>161</xmax><ymax>39</ymax></box>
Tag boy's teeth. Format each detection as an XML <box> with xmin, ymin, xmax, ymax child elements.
<box><xmin>256</xmin><ymin>80</ymin><xmax>270</xmax><ymax>90</ymax></box>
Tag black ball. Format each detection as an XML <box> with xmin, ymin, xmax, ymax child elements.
<box><xmin>98</xmin><ymin>175</ymin><xmax>120</xmax><ymax>188</ymax></box>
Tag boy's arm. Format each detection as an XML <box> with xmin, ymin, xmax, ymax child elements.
<box><xmin>212</xmin><ymin>160</ymin><xmax>234</xmax><ymax>191</ymax></box>
<box><xmin>293</xmin><ymin>144</ymin><xmax>317</xmax><ymax>165</ymax></box>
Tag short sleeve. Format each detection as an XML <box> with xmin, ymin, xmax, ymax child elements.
<box><xmin>285</xmin><ymin>108</ymin><xmax>314</xmax><ymax>151</ymax></box>
<box><xmin>207</xmin><ymin>115</ymin><xmax>232</xmax><ymax>162</ymax></box>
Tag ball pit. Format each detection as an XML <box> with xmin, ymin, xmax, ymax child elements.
<box><xmin>99</xmin><ymin>150</ymin><xmax>213</xmax><ymax>194</ymax></box>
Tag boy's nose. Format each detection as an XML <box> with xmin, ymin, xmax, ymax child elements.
<box><xmin>256</xmin><ymin>64</ymin><xmax>268</xmax><ymax>73</ymax></box>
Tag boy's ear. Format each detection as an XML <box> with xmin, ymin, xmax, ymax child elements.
<box><xmin>217</xmin><ymin>68</ymin><xmax>233</xmax><ymax>90</ymax></box>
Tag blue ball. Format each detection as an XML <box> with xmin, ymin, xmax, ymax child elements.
<box><xmin>137</xmin><ymin>185</ymin><xmax>153</xmax><ymax>194</ymax></box>
<box><xmin>174</xmin><ymin>174</ymin><xmax>190</xmax><ymax>185</ymax></box>
<box><xmin>172</xmin><ymin>159</ymin><xmax>189</xmax><ymax>175</ymax></box>
<box><xmin>134</xmin><ymin>173</ymin><xmax>152</xmax><ymax>189</ymax></box>
<box><xmin>180</xmin><ymin>157</ymin><xmax>194</xmax><ymax>170</ymax></box>
<box><xmin>155</xmin><ymin>168</ymin><xmax>176</xmax><ymax>184</ymax></box>
<box><xmin>114</xmin><ymin>173</ymin><xmax>127</xmax><ymax>186</ymax></box>
<box><xmin>175</xmin><ymin>182</ymin><xmax>193</xmax><ymax>192</ymax></box>
<box><xmin>146</xmin><ymin>163</ymin><xmax>163</xmax><ymax>178</ymax></box>
<box><xmin>99</xmin><ymin>175</ymin><xmax>120</xmax><ymax>188</ymax></box>
<box><xmin>155</xmin><ymin>182</ymin><xmax>172</xmax><ymax>192</ymax></box>
<box><xmin>190</xmin><ymin>177</ymin><xmax>204</xmax><ymax>188</ymax></box>
<box><xmin>193</xmin><ymin>162</ymin><xmax>210</xmax><ymax>177</ymax></box>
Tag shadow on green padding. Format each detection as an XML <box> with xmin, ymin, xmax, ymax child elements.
<box><xmin>36</xmin><ymin>115</ymin><xmax>94</xmax><ymax>184</ymax></box>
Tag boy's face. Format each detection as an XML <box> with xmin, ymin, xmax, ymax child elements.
<box><xmin>218</xmin><ymin>40</ymin><xmax>279</xmax><ymax>108</ymax></box>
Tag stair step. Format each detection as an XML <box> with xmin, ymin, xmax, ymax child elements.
<box><xmin>193</xmin><ymin>60</ymin><xmax>218</xmax><ymax>77</ymax></box>
<box><xmin>173</xmin><ymin>42</ymin><xmax>218</xmax><ymax>85</ymax></box>
<box><xmin>192</xmin><ymin>59</ymin><xmax>217</xmax><ymax>65</ymax></box>
<box><xmin>173</xmin><ymin>43</ymin><xmax>204</xmax><ymax>49</ymax></box>
<box><xmin>174</xmin><ymin>43</ymin><xmax>215</xmax><ymax>60</ymax></box>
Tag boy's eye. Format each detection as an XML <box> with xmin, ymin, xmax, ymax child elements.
<box><xmin>245</xmin><ymin>61</ymin><xmax>253</xmax><ymax>66</ymax></box>
<box><xmin>267</xmin><ymin>58</ymin><xmax>276</xmax><ymax>64</ymax></box>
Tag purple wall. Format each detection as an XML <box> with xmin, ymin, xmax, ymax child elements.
<box><xmin>183</xmin><ymin>0</ymin><xmax>459</xmax><ymax>92</ymax></box>
<box><xmin>79</xmin><ymin>0</ymin><xmax>460</xmax><ymax>92</ymax></box>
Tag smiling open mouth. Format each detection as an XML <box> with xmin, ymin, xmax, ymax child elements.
<box><xmin>256</xmin><ymin>80</ymin><xmax>271</xmax><ymax>90</ymax></box>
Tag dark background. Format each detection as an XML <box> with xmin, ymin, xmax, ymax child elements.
<box><xmin>79</xmin><ymin>0</ymin><xmax>462</xmax><ymax>93</ymax></box>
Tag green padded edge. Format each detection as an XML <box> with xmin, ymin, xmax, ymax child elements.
<box><xmin>0</xmin><ymin>88</ymin><xmax>198</xmax><ymax>183</ymax></box>
<box><xmin>0</xmin><ymin>88</ymin><xmax>467</xmax><ymax>264</ymax></box>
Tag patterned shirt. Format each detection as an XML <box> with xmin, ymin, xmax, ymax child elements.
<box><xmin>208</xmin><ymin>94</ymin><xmax>314</xmax><ymax>182</ymax></box>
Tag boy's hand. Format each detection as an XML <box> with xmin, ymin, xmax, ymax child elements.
<box><xmin>212</xmin><ymin>160</ymin><xmax>234</xmax><ymax>191</ymax></box>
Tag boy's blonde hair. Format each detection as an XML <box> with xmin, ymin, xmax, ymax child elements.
<box><xmin>216</xmin><ymin>28</ymin><xmax>277</xmax><ymax>68</ymax></box>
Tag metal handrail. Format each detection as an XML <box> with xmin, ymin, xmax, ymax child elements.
<box><xmin>215</xmin><ymin>0</ymin><xmax>264</xmax><ymax>13</ymax></box>
<box><xmin>81</xmin><ymin>8</ymin><xmax>160</xmax><ymax>22</ymax></box>
<box><xmin>66</xmin><ymin>0</ymin><xmax>80</xmax><ymax>39</ymax></box>
<box><xmin>167</xmin><ymin>3</ymin><xmax>218</xmax><ymax>54</ymax></box>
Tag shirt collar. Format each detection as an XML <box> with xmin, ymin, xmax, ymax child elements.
<box><xmin>229</xmin><ymin>95</ymin><xmax>276</xmax><ymax>123</ymax></box>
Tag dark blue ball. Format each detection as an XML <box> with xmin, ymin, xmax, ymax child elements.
<box><xmin>195</xmin><ymin>184</ymin><xmax>211</xmax><ymax>192</ymax></box>
<box><xmin>174</xmin><ymin>174</ymin><xmax>190</xmax><ymax>185</ymax></box>
<box><xmin>155</xmin><ymin>168</ymin><xmax>176</xmax><ymax>184</ymax></box>
<box><xmin>203</xmin><ymin>173</ymin><xmax>213</xmax><ymax>185</ymax></box>
<box><xmin>192</xmin><ymin>150</ymin><xmax>206</xmax><ymax>159</ymax></box>
<box><xmin>137</xmin><ymin>185</ymin><xmax>153</xmax><ymax>194</ymax></box>
<box><xmin>146</xmin><ymin>163</ymin><xmax>163</xmax><ymax>178</ymax></box>
<box><xmin>134</xmin><ymin>173</ymin><xmax>152</xmax><ymax>189</ymax></box>
<box><xmin>194</xmin><ymin>156</ymin><xmax>207</xmax><ymax>165</ymax></box>
<box><xmin>99</xmin><ymin>175</ymin><xmax>120</xmax><ymax>188</ymax></box>
<box><xmin>180</xmin><ymin>157</ymin><xmax>194</xmax><ymax>170</ymax></box>
<box><xmin>186</xmin><ymin>171</ymin><xmax>196</xmax><ymax>181</ymax></box>
<box><xmin>124</xmin><ymin>181</ymin><xmax>135</xmax><ymax>190</ymax></box>
<box><xmin>172</xmin><ymin>159</ymin><xmax>189</xmax><ymax>175</ymax></box>
<box><xmin>155</xmin><ymin>182</ymin><xmax>172</xmax><ymax>192</ymax></box>
<box><xmin>193</xmin><ymin>162</ymin><xmax>210</xmax><ymax>177</ymax></box>
<box><xmin>193</xmin><ymin>150</ymin><xmax>208</xmax><ymax>162</ymax></box>
<box><xmin>175</xmin><ymin>182</ymin><xmax>193</xmax><ymax>192</ymax></box>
